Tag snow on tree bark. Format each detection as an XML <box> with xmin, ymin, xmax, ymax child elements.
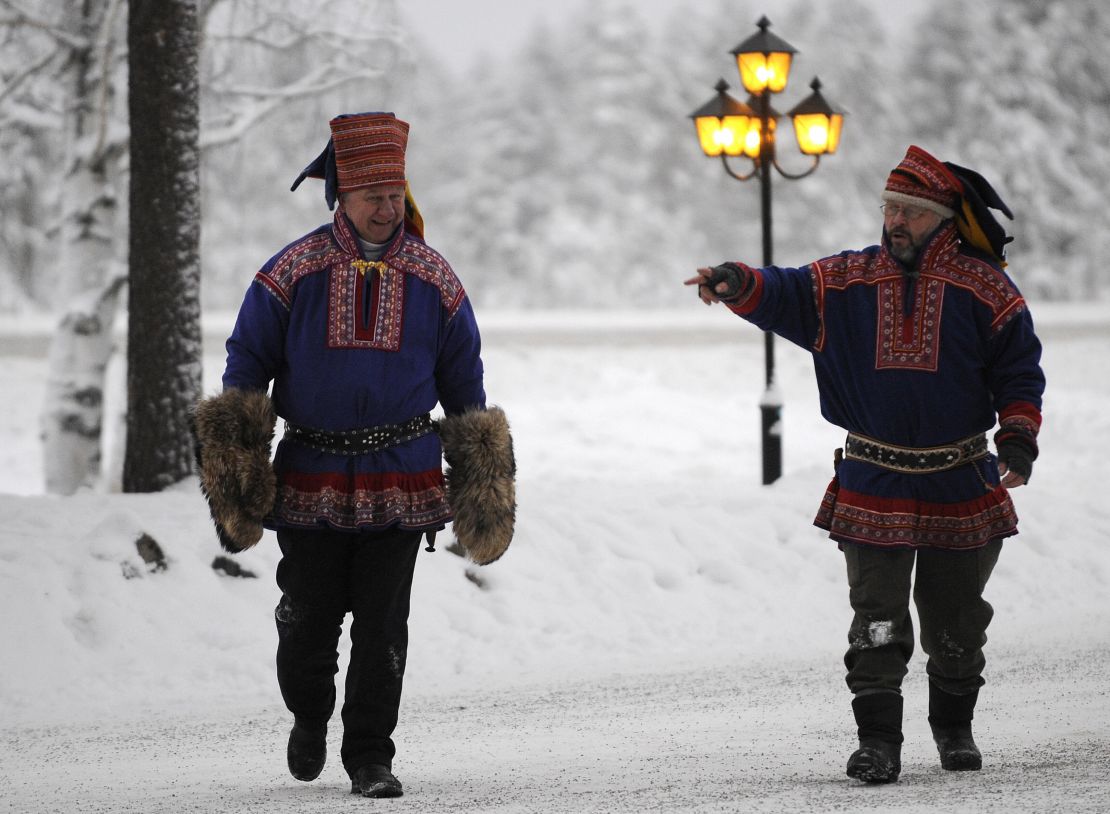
<box><xmin>41</xmin><ymin>276</ymin><xmax>126</xmax><ymax>494</ymax></box>
<box><xmin>123</xmin><ymin>0</ymin><xmax>202</xmax><ymax>493</ymax></box>
<box><xmin>35</xmin><ymin>0</ymin><xmax>130</xmax><ymax>494</ymax></box>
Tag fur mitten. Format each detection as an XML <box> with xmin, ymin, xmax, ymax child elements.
<box><xmin>191</xmin><ymin>389</ymin><xmax>277</xmax><ymax>552</ymax></box>
<box><xmin>437</xmin><ymin>406</ymin><xmax>516</xmax><ymax>565</ymax></box>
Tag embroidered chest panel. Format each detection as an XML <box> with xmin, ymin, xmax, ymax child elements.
<box><xmin>328</xmin><ymin>261</ymin><xmax>405</xmax><ymax>350</ymax></box>
<box><xmin>813</xmin><ymin>235</ymin><xmax>1023</xmax><ymax>373</ymax></box>
<box><xmin>875</xmin><ymin>277</ymin><xmax>944</xmax><ymax>371</ymax></box>
<box><xmin>257</xmin><ymin>218</ymin><xmax>467</xmax><ymax>352</ymax></box>
<box><xmin>815</xmin><ymin>251</ymin><xmax>945</xmax><ymax>372</ymax></box>
<box><xmin>326</xmin><ymin>244</ymin><xmax>466</xmax><ymax>352</ymax></box>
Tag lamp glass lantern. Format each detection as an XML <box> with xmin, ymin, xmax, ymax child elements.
<box><xmin>689</xmin><ymin>79</ymin><xmax>754</xmax><ymax>158</ymax></box>
<box><xmin>730</xmin><ymin>16</ymin><xmax>797</xmax><ymax>95</ymax></box>
<box><xmin>739</xmin><ymin>94</ymin><xmax>781</xmax><ymax>159</ymax></box>
<box><xmin>787</xmin><ymin>77</ymin><xmax>845</xmax><ymax>155</ymax></box>
<box><xmin>697</xmin><ymin>115</ymin><xmax>752</xmax><ymax>156</ymax></box>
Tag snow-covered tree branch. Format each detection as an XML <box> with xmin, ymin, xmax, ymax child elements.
<box><xmin>4</xmin><ymin>0</ymin><xmax>403</xmax><ymax>494</ymax></box>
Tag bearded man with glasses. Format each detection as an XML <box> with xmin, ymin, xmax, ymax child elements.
<box><xmin>685</xmin><ymin>145</ymin><xmax>1045</xmax><ymax>785</ymax></box>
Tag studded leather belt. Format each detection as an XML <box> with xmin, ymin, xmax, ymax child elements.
<box><xmin>284</xmin><ymin>413</ymin><xmax>434</xmax><ymax>456</ymax></box>
<box><xmin>843</xmin><ymin>432</ymin><xmax>988</xmax><ymax>474</ymax></box>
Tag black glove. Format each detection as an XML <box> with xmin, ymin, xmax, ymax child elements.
<box><xmin>996</xmin><ymin>439</ymin><xmax>1034</xmax><ymax>483</ymax></box>
<box><xmin>704</xmin><ymin>262</ymin><xmax>754</xmax><ymax>303</ymax></box>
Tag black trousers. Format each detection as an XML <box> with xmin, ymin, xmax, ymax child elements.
<box><xmin>843</xmin><ymin>540</ymin><xmax>1002</xmax><ymax>697</ymax></box>
<box><xmin>274</xmin><ymin>525</ymin><xmax>421</xmax><ymax>773</ymax></box>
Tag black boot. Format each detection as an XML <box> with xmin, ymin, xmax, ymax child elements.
<box><xmin>929</xmin><ymin>685</ymin><xmax>982</xmax><ymax>771</ymax></box>
<box><xmin>287</xmin><ymin>718</ymin><xmax>327</xmax><ymax>782</ymax></box>
<box><xmin>846</xmin><ymin>692</ymin><xmax>903</xmax><ymax>783</ymax></box>
<box><xmin>350</xmin><ymin>763</ymin><xmax>403</xmax><ymax>798</ymax></box>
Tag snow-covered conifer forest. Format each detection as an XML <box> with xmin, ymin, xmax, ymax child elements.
<box><xmin>2</xmin><ymin>0</ymin><xmax>1108</xmax><ymax>316</ymax></box>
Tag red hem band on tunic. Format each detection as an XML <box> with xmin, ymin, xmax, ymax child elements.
<box><xmin>814</xmin><ymin>479</ymin><xmax>1019</xmax><ymax>550</ymax></box>
<box><xmin>272</xmin><ymin>469</ymin><xmax>451</xmax><ymax>531</ymax></box>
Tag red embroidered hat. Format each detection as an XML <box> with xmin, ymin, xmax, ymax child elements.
<box><xmin>330</xmin><ymin>112</ymin><xmax>409</xmax><ymax>193</ymax></box>
<box><xmin>882</xmin><ymin>145</ymin><xmax>963</xmax><ymax>219</ymax></box>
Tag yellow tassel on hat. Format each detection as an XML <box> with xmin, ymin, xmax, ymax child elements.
<box><xmin>957</xmin><ymin>199</ymin><xmax>1007</xmax><ymax>268</ymax></box>
<box><xmin>404</xmin><ymin>182</ymin><xmax>425</xmax><ymax>240</ymax></box>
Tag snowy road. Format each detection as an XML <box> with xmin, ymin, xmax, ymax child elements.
<box><xmin>4</xmin><ymin>644</ymin><xmax>1108</xmax><ymax>814</ymax></box>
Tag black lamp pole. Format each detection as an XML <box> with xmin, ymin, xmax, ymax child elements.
<box><xmin>755</xmin><ymin>91</ymin><xmax>782</xmax><ymax>485</ymax></box>
<box><xmin>691</xmin><ymin>17</ymin><xmax>843</xmax><ymax>485</ymax></box>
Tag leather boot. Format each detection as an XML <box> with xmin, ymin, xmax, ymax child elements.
<box><xmin>287</xmin><ymin>718</ymin><xmax>327</xmax><ymax>782</ymax></box>
<box><xmin>846</xmin><ymin>692</ymin><xmax>903</xmax><ymax>783</ymax></box>
<box><xmin>929</xmin><ymin>685</ymin><xmax>982</xmax><ymax>771</ymax></box>
<box><xmin>350</xmin><ymin>763</ymin><xmax>403</xmax><ymax>798</ymax></box>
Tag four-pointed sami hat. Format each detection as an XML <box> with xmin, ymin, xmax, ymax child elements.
<box><xmin>883</xmin><ymin>144</ymin><xmax>1015</xmax><ymax>265</ymax></box>
<box><xmin>882</xmin><ymin>144</ymin><xmax>962</xmax><ymax>219</ymax></box>
<box><xmin>291</xmin><ymin>112</ymin><xmax>409</xmax><ymax>210</ymax></box>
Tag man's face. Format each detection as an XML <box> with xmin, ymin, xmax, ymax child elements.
<box><xmin>883</xmin><ymin>202</ymin><xmax>943</xmax><ymax>264</ymax></box>
<box><xmin>340</xmin><ymin>184</ymin><xmax>406</xmax><ymax>243</ymax></box>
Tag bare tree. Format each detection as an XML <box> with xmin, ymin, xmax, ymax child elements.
<box><xmin>6</xmin><ymin>0</ymin><xmax>132</xmax><ymax>494</ymax></box>
<box><xmin>122</xmin><ymin>0</ymin><xmax>202</xmax><ymax>493</ymax></box>
<box><xmin>199</xmin><ymin>0</ymin><xmax>402</xmax><ymax>150</ymax></box>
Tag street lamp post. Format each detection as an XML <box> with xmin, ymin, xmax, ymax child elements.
<box><xmin>689</xmin><ymin>16</ymin><xmax>844</xmax><ymax>485</ymax></box>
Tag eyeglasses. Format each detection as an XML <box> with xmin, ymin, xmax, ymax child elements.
<box><xmin>880</xmin><ymin>202</ymin><xmax>932</xmax><ymax>221</ymax></box>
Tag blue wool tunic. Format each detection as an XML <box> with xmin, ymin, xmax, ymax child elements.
<box><xmin>726</xmin><ymin>223</ymin><xmax>1045</xmax><ymax>550</ymax></box>
<box><xmin>222</xmin><ymin>210</ymin><xmax>486</xmax><ymax>533</ymax></box>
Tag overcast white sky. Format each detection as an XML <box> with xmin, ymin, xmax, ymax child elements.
<box><xmin>399</xmin><ymin>0</ymin><xmax>629</xmax><ymax>71</ymax></box>
<box><xmin>399</xmin><ymin>0</ymin><xmax>923</xmax><ymax>74</ymax></box>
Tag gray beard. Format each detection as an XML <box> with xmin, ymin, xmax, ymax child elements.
<box><xmin>890</xmin><ymin>243</ymin><xmax>918</xmax><ymax>265</ymax></box>
<box><xmin>886</xmin><ymin>221</ymin><xmax>946</xmax><ymax>269</ymax></box>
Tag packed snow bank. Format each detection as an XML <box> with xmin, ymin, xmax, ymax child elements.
<box><xmin>1</xmin><ymin>309</ymin><xmax>1107</xmax><ymax>727</ymax></box>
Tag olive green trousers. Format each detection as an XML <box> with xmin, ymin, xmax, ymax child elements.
<box><xmin>843</xmin><ymin>540</ymin><xmax>1003</xmax><ymax>697</ymax></box>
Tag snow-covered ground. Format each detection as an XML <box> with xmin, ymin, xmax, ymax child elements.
<box><xmin>1</xmin><ymin>303</ymin><xmax>1108</xmax><ymax>813</ymax></box>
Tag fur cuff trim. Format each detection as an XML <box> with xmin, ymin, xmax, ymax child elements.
<box><xmin>438</xmin><ymin>406</ymin><xmax>516</xmax><ymax>565</ymax></box>
<box><xmin>191</xmin><ymin>389</ymin><xmax>277</xmax><ymax>552</ymax></box>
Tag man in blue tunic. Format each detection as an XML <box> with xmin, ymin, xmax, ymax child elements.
<box><xmin>193</xmin><ymin>112</ymin><xmax>514</xmax><ymax>799</ymax></box>
<box><xmin>685</xmin><ymin>145</ymin><xmax>1044</xmax><ymax>784</ymax></box>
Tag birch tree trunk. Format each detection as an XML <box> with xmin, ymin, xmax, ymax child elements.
<box><xmin>123</xmin><ymin>0</ymin><xmax>202</xmax><ymax>493</ymax></box>
<box><xmin>41</xmin><ymin>277</ymin><xmax>127</xmax><ymax>493</ymax></box>
<box><xmin>40</xmin><ymin>0</ymin><xmax>128</xmax><ymax>494</ymax></box>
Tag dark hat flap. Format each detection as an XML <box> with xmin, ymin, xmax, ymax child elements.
<box><xmin>945</xmin><ymin>161</ymin><xmax>1014</xmax><ymax>266</ymax></box>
